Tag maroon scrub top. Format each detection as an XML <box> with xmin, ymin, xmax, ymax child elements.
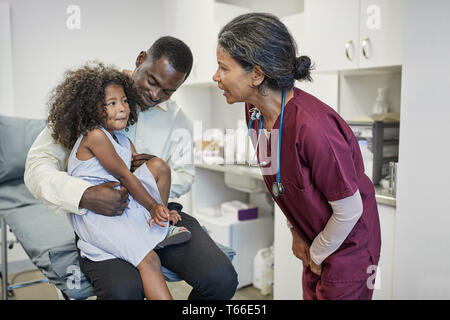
<box><xmin>246</xmin><ymin>87</ymin><xmax>381</xmax><ymax>282</ymax></box>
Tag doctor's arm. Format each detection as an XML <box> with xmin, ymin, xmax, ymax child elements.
<box><xmin>300</xmin><ymin>120</ymin><xmax>364</xmax><ymax>274</ymax></box>
<box><xmin>309</xmin><ymin>190</ymin><xmax>363</xmax><ymax>268</ymax></box>
<box><xmin>24</xmin><ymin>126</ymin><xmax>128</xmax><ymax>216</ymax></box>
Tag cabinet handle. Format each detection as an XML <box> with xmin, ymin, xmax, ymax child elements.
<box><xmin>345</xmin><ymin>40</ymin><xmax>354</xmax><ymax>61</ymax></box>
<box><xmin>361</xmin><ymin>37</ymin><xmax>371</xmax><ymax>59</ymax></box>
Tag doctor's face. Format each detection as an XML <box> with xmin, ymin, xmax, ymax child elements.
<box><xmin>213</xmin><ymin>46</ymin><xmax>253</xmax><ymax>104</ymax></box>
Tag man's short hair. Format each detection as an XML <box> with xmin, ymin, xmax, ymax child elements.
<box><xmin>147</xmin><ymin>36</ymin><xmax>194</xmax><ymax>80</ymax></box>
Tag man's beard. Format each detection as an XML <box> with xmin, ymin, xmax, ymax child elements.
<box><xmin>137</xmin><ymin>89</ymin><xmax>158</xmax><ymax>111</ymax></box>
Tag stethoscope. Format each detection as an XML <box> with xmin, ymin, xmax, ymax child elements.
<box><xmin>247</xmin><ymin>90</ymin><xmax>286</xmax><ymax>197</ymax></box>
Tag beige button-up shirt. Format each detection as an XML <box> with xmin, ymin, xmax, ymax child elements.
<box><xmin>24</xmin><ymin>99</ymin><xmax>194</xmax><ymax>216</ymax></box>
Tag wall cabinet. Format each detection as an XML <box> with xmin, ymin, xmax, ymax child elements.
<box><xmin>165</xmin><ymin>0</ymin><xmax>249</xmax><ymax>86</ymax></box>
<box><xmin>304</xmin><ymin>0</ymin><xmax>403</xmax><ymax>72</ymax></box>
<box><xmin>273</xmin><ymin>202</ymin><xmax>302</xmax><ymax>299</ymax></box>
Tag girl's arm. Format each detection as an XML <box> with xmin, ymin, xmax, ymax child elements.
<box><xmin>85</xmin><ymin>129</ymin><xmax>168</xmax><ymax>226</ymax></box>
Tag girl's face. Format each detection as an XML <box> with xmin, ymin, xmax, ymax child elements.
<box><xmin>212</xmin><ymin>46</ymin><xmax>254</xmax><ymax>104</ymax></box>
<box><xmin>101</xmin><ymin>84</ymin><xmax>130</xmax><ymax>132</ymax></box>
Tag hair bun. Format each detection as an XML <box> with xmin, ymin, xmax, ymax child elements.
<box><xmin>293</xmin><ymin>56</ymin><xmax>313</xmax><ymax>82</ymax></box>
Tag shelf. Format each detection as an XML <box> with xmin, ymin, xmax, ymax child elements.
<box><xmin>382</xmin><ymin>139</ymin><xmax>400</xmax><ymax>146</ymax></box>
<box><xmin>195</xmin><ymin>163</ymin><xmax>264</xmax><ymax>181</ymax></box>
<box><xmin>183</xmin><ymin>81</ymin><xmax>216</xmax><ymax>88</ymax></box>
<box><xmin>339</xmin><ymin>65</ymin><xmax>402</xmax><ymax>77</ymax></box>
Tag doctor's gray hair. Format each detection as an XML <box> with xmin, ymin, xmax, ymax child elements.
<box><xmin>218</xmin><ymin>12</ymin><xmax>313</xmax><ymax>93</ymax></box>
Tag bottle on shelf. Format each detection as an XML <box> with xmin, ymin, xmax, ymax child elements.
<box><xmin>372</xmin><ymin>88</ymin><xmax>389</xmax><ymax>114</ymax></box>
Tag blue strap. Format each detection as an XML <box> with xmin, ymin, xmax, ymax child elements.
<box><xmin>277</xmin><ymin>91</ymin><xmax>286</xmax><ymax>184</ymax></box>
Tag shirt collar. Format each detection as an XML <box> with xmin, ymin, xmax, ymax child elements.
<box><xmin>155</xmin><ymin>102</ymin><xmax>168</xmax><ymax>112</ymax></box>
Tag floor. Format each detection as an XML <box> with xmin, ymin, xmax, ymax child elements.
<box><xmin>1</xmin><ymin>269</ymin><xmax>273</xmax><ymax>300</ymax></box>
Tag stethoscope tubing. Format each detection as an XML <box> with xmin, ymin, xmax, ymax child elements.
<box><xmin>247</xmin><ymin>91</ymin><xmax>286</xmax><ymax>193</ymax></box>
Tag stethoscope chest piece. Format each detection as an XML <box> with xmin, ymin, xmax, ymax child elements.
<box><xmin>271</xmin><ymin>181</ymin><xmax>284</xmax><ymax>198</ymax></box>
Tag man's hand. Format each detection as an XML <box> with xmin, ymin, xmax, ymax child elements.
<box><xmin>131</xmin><ymin>153</ymin><xmax>156</xmax><ymax>172</ymax></box>
<box><xmin>291</xmin><ymin>228</ymin><xmax>311</xmax><ymax>265</ymax></box>
<box><xmin>79</xmin><ymin>182</ymin><xmax>128</xmax><ymax>216</ymax></box>
<box><xmin>149</xmin><ymin>204</ymin><xmax>170</xmax><ymax>228</ymax></box>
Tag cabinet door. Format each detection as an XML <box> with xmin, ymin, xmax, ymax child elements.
<box><xmin>304</xmin><ymin>0</ymin><xmax>360</xmax><ymax>71</ymax></box>
<box><xmin>372</xmin><ymin>203</ymin><xmax>396</xmax><ymax>300</ymax></box>
<box><xmin>358</xmin><ymin>0</ymin><xmax>404</xmax><ymax>68</ymax></box>
<box><xmin>167</xmin><ymin>0</ymin><xmax>250</xmax><ymax>86</ymax></box>
<box><xmin>281</xmin><ymin>12</ymin><xmax>305</xmax><ymax>52</ymax></box>
<box><xmin>273</xmin><ymin>202</ymin><xmax>303</xmax><ymax>299</ymax></box>
<box><xmin>164</xmin><ymin>0</ymin><xmax>216</xmax><ymax>85</ymax></box>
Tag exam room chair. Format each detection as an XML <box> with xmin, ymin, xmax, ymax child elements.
<box><xmin>0</xmin><ymin>115</ymin><xmax>236</xmax><ymax>300</ymax></box>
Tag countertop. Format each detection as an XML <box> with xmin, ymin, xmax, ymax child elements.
<box><xmin>374</xmin><ymin>186</ymin><xmax>397</xmax><ymax>207</ymax></box>
<box><xmin>195</xmin><ymin>163</ymin><xmax>397</xmax><ymax>207</ymax></box>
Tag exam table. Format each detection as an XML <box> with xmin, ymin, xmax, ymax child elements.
<box><xmin>0</xmin><ymin>115</ymin><xmax>235</xmax><ymax>300</ymax></box>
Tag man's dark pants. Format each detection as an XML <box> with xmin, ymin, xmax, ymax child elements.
<box><xmin>77</xmin><ymin>203</ymin><xmax>238</xmax><ymax>299</ymax></box>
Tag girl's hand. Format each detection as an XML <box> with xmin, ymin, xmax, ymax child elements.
<box><xmin>168</xmin><ymin>210</ymin><xmax>182</xmax><ymax>225</ymax></box>
<box><xmin>149</xmin><ymin>204</ymin><xmax>169</xmax><ymax>228</ymax></box>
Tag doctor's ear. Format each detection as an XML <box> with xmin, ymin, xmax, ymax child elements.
<box><xmin>135</xmin><ymin>51</ymin><xmax>147</xmax><ymax>68</ymax></box>
<box><xmin>251</xmin><ymin>65</ymin><xmax>265</xmax><ymax>87</ymax></box>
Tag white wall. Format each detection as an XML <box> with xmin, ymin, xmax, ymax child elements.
<box><xmin>0</xmin><ymin>2</ymin><xmax>15</xmax><ymax>116</ymax></box>
<box><xmin>393</xmin><ymin>0</ymin><xmax>450</xmax><ymax>299</ymax></box>
<box><xmin>7</xmin><ymin>0</ymin><xmax>164</xmax><ymax>119</ymax></box>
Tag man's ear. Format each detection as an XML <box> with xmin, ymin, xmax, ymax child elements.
<box><xmin>251</xmin><ymin>65</ymin><xmax>265</xmax><ymax>87</ymax></box>
<box><xmin>135</xmin><ymin>51</ymin><xmax>147</xmax><ymax>68</ymax></box>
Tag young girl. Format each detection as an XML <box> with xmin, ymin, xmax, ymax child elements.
<box><xmin>47</xmin><ymin>62</ymin><xmax>191</xmax><ymax>300</ymax></box>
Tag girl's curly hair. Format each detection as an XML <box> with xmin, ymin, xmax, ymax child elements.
<box><xmin>47</xmin><ymin>61</ymin><xmax>141</xmax><ymax>149</ymax></box>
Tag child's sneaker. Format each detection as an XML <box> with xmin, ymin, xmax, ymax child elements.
<box><xmin>156</xmin><ymin>225</ymin><xmax>191</xmax><ymax>248</ymax></box>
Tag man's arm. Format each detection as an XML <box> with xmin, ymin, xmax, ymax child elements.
<box><xmin>24</xmin><ymin>126</ymin><xmax>92</xmax><ymax>215</ymax></box>
<box><xmin>24</xmin><ymin>126</ymin><xmax>129</xmax><ymax>216</ymax></box>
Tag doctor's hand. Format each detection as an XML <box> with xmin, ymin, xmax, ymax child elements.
<box><xmin>80</xmin><ymin>182</ymin><xmax>129</xmax><ymax>216</ymax></box>
<box><xmin>309</xmin><ymin>259</ymin><xmax>322</xmax><ymax>276</ymax></box>
<box><xmin>131</xmin><ymin>153</ymin><xmax>157</xmax><ymax>172</ymax></box>
<box><xmin>290</xmin><ymin>228</ymin><xmax>311</xmax><ymax>265</ymax></box>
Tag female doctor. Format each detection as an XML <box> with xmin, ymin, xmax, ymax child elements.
<box><xmin>213</xmin><ymin>13</ymin><xmax>381</xmax><ymax>300</ymax></box>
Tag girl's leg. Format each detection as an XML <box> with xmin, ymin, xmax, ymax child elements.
<box><xmin>137</xmin><ymin>250</ymin><xmax>172</xmax><ymax>300</ymax></box>
<box><xmin>145</xmin><ymin>157</ymin><xmax>171</xmax><ymax>206</ymax></box>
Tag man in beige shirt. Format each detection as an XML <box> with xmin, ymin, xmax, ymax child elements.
<box><xmin>25</xmin><ymin>36</ymin><xmax>238</xmax><ymax>300</ymax></box>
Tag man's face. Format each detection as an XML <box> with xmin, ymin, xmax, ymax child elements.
<box><xmin>132</xmin><ymin>53</ymin><xmax>187</xmax><ymax>109</ymax></box>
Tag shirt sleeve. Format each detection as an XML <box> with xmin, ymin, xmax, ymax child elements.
<box><xmin>309</xmin><ymin>189</ymin><xmax>363</xmax><ymax>265</ymax></box>
<box><xmin>299</xmin><ymin>118</ymin><xmax>358</xmax><ymax>201</ymax></box>
<box><xmin>166</xmin><ymin>109</ymin><xmax>195</xmax><ymax>199</ymax></box>
<box><xmin>24</xmin><ymin>126</ymin><xmax>92</xmax><ymax>215</ymax></box>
